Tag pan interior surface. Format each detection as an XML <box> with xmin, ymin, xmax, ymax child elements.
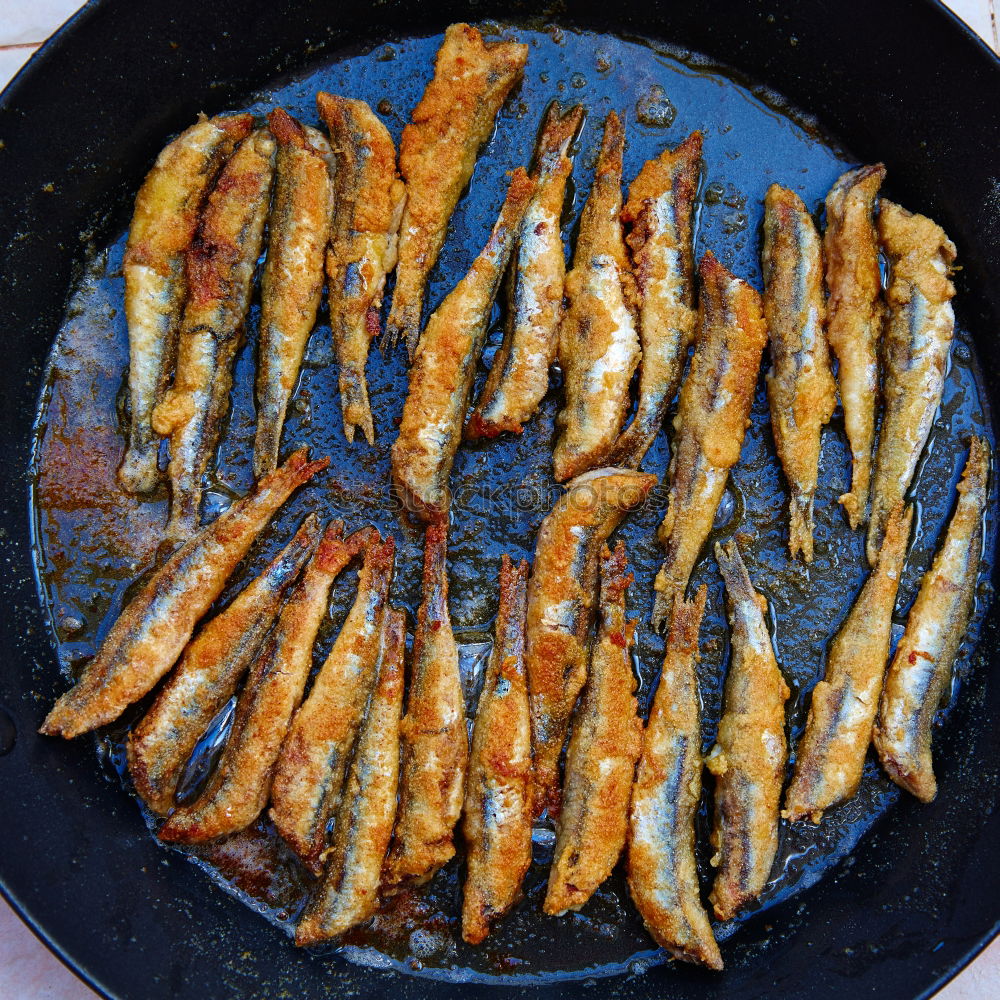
<box><xmin>28</xmin><ymin>23</ymin><xmax>997</xmax><ymax>986</ymax></box>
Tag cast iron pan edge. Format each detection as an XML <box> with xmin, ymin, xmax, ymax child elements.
<box><xmin>1</xmin><ymin>2</ymin><xmax>998</xmax><ymax>998</ymax></box>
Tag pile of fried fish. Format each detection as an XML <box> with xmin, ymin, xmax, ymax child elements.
<box><xmin>41</xmin><ymin>22</ymin><xmax>988</xmax><ymax>971</ymax></box>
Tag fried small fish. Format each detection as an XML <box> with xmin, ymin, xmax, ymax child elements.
<box><xmin>252</xmin><ymin>109</ymin><xmax>335</xmax><ymax>479</ymax></box>
<box><xmin>867</xmin><ymin>202</ymin><xmax>956</xmax><ymax>566</ymax></box>
<box><xmin>383</xmin><ymin>521</ymin><xmax>469</xmax><ymax>890</ymax></box>
<box><xmin>391</xmin><ymin>169</ymin><xmax>534</xmax><ymax>520</ymax></box>
<box><xmin>875</xmin><ymin>439</ymin><xmax>989</xmax><ymax>802</ymax></box>
<box><xmin>153</xmin><ymin>128</ymin><xmax>277</xmax><ymax>542</ymax></box>
<box><xmin>158</xmin><ymin>526</ymin><xmax>376</xmax><ymax>845</ymax></box>
<box><xmin>784</xmin><ymin>504</ymin><xmax>913</xmax><ymax>824</ymax></box>
<box><xmin>295</xmin><ymin>608</ymin><xmax>405</xmax><ymax>945</ymax></box>
<box><xmin>320</xmin><ymin>93</ymin><xmax>406</xmax><ymax>446</ymax></box>
<box><xmin>706</xmin><ymin>541</ymin><xmax>789</xmax><ymax>922</ymax></box>
<box><xmin>651</xmin><ymin>252</ymin><xmax>768</xmax><ymax>633</ymax></box>
<box><xmin>127</xmin><ymin>515</ymin><xmax>324</xmax><ymax>815</ymax></box>
<box><xmin>627</xmin><ymin>586</ymin><xmax>722</xmax><ymax>970</ymax></box>
<box><xmin>466</xmin><ymin>102</ymin><xmax>584</xmax><ymax>439</ymax></box>
<box><xmin>40</xmin><ymin>450</ymin><xmax>328</xmax><ymax>739</ymax></box>
<box><xmin>525</xmin><ymin>467</ymin><xmax>657</xmax><ymax>820</ymax></box>
<box><xmin>544</xmin><ymin>542</ymin><xmax>643</xmax><ymax>915</ymax></box>
<box><xmin>608</xmin><ymin>130</ymin><xmax>702</xmax><ymax>468</ymax></box>
<box><xmin>461</xmin><ymin>555</ymin><xmax>532</xmax><ymax>945</ymax></box>
<box><xmin>762</xmin><ymin>184</ymin><xmax>837</xmax><ymax>561</ymax></box>
<box><xmin>824</xmin><ymin>164</ymin><xmax>886</xmax><ymax>529</ymax></box>
<box><xmin>119</xmin><ymin>113</ymin><xmax>252</xmax><ymax>494</ymax></box>
<box><xmin>388</xmin><ymin>22</ymin><xmax>529</xmax><ymax>356</ymax></box>
<box><xmin>269</xmin><ymin>533</ymin><xmax>394</xmax><ymax>873</ymax></box>
<box><xmin>553</xmin><ymin>112</ymin><xmax>641</xmax><ymax>482</ymax></box>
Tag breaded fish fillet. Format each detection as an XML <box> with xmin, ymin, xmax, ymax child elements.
<box><xmin>762</xmin><ymin>184</ymin><xmax>836</xmax><ymax>561</ymax></box>
<box><xmin>40</xmin><ymin>450</ymin><xmax>328</xmax><ymax>739</ymax></box>
<box><xmin>553</xmin><ymin>112</ymin><xmax>640</xmax><ymax>482</ymax></box>
<box><xmin>319</xmin><ymin>93</ymin><xmax>406</xmax><ymax>446</ymax></box>
<box><xmin>875</xmin><ymin>439</ymin><xmax>988</xmax><ymax>801</ymax></box>
<box><xmin>119</xmin><ymin>113</ymin><xmax>251</xmax><ymax>494</ymax></box>
<box><xmin>651</xmin><ymin>252</ymin><xmax>768</xmax><ymax>633</ymax></box>
<box><xmin>387</xmin><ymin>23</ymin><xmax>528</xmax><ymax>356</ymax></box>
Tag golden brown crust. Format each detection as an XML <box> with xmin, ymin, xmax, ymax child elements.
<box><xmin>784</xmin><ymin>504</ymin><xmax>913</xmax><ymax>823</ymax></box>
<box><xmin>461</xmin><ymin>555</ymin><xmax>532</xmax><ymax>944</ymax></box>
<box><xmin>762</xmin><ymin>184</ymin><xmax>836</xmax><ymax>561</ymax></box>
<box><xmin>127</xmin><ymin>516</ymin><xmax>324</xmax><ymax>814</ymax></box>
<box><xmin>554</xmin><ymin>112</ymin><xmax>641</xmax><ymax>482</ymax></box>
<box><xmin>524</xmin><ymin>468</ymin><xmax>657</xmax><ymax>819</ymax></box>
<box><xmin>391</xmin><ymin>169</ymin><xmax>534</xmax><ymax>519</ymax></box>
<box><xmin>707</xmin><ymin>541</ymin><xmax>789</xmax><ymax>921</ymax></box>
<box><xmin>874</xmin><ymin>439</ymin><xmax>988</xmax><ymax>801</ymax></box>
<box><xmin>382</xmin><ymin>521</ymin><xmax>469</xmax><ymax>889</ymax></box>
<box><xmin>544</xmin><ymin>542</ymin><xmax>643</xmax><ymax>915</ymax></box>
<box><xmin>651</xmin><ymin>251</ymin><xmax>768</xmax><ymax>632</ymax></box>
<box><xmin>40</xmin><ymin>450</ymin><xmax>328</xmax><ymax>739</ymax></box>
<box><xmin>268</xmin><ymin>532</ymin><xmax>394</xmax><ymax>872</ymax></box>
<box><xmin>824</xmin><ymin>164</ymin><xmax>886</xmax><ymax>529</ymax></box>
<box><xmin>388</xmin><ymin>23</ymin><xmax>528</xmax><ymax>356</ymax></box>
<box><xmin>627</xmin><ymin>586</ymin><xmax>722</xmax><ymax>970</ymax></box>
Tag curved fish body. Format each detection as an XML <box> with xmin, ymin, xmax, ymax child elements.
<box><xmin>545</xmin><ymin>542</ymin><xmax>643</xmax><ymax>915</ymax></box>
<box><xmin>824</xmin><ymin>164</ymin><xmax>886</xmax><ymax>529</ymax></box>
<box><xmin>391</xmin><ymin>169</ymin><xmax>534</xmax><ymax>520</ymax></box>
<box><xmin>875</xmin><ymin>439</ymin><xmax>988</xmax><ymax>802</ymax></box>
<box><xmin>153</xmin><ymin>129</ymin><xmax>277</xmax><ymax>542</ymax></box>
<box><xmin>383</xmin><ymin>522</ymin><xmax>469</xmax><ymax>889</ymax></box>
<box><xmin>120</xmin><ymin>113</ymin><xmax>252</xmax><ymax>494</ymax></box>
<box><xmin>867</xmin><ymin>202</ymin><xmax>956</xmax><ymax>566</ymax></box>
<box><xmin>252</xmin><ymin>110</ymin><xmax>335</xmax><ymax>479</ymax></box>
<box><xmin>269</xmin><ymin>533</ymin><xmax>394</xmax><ymax>872</ymax></box>
<box><xmin>127</xmin><ymin>515</ymin><xmax>324</xmax><ymax>815</ymax></box>
<box><xmin>466</xmin><ymin>102</ymin><xmax>584</xmax><ymax>439</ymax></box>
<box><xmin>608</xmin><ymin>130</ymin><xmax>703</xmax><ymax>468</ymax></box>
<box><xmin>627</xmin><ymin>586</ymin><xmax>721</xmax><ymax>970</ymax></box>
<box><xmin>524</xmin><ymin>467</ymin><xmax>657</xmax><ymax>820</ymax></box>
<box><xmin>762</xmin><ymin>185</ymin><xmax>837</xmax><ymax>561</ymax></box>
<box><xmin>784</xmin><ymin>504</ymin><xmax>913</xmax><ymax>824</ymax></box>
<box><xmin>40</xmin><ymin>450</ymin><xmax>328</xmax><ymax>739</ymax></box>
<box><xmin>296</xmin><ymin>608</ymin><xmax>405</xmax><ymax>945</ymax></box>
<box><xmin>387</xmin><ymin>23</ymin><xmax>528</xmax><ymax>357</ymax></box>
<box><xmin>158</xmin><ymin>524</ymin><xmax>372</xmax><ymax>844</ymax></box>
<box><xmin>462</xmin><ymin>555</ymin><xmax>532</xmax><ymax>945</ymax></box>
<box><xmin>553</xmin><ymin>113</ymin><xmax>641</xmax><ymax>482</ymax></box>
<box><xmin>320</xmin><ymin>93</ymin><xmax>406</xmax><ymax>446</ymax></box>
<box><xmin>651</xmin><ymin>252</ymin><xmax>768</xmax><ymax>633</ymax></box>
<box><xmin>706</xmin><ymin>541</ymin><xmax>789</xmax><ymax>922</ymax></box>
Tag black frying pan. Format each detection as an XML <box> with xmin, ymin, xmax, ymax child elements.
<box><xmin>1</xmin><ymin>2</ymin><xmax>999</xmax><ymax>998</ymax></box>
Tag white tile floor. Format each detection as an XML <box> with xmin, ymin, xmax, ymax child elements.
<box><xmin>1</xmin><ymin>1</ymin><xmax>997</xmax><ymax>997</ymax></box>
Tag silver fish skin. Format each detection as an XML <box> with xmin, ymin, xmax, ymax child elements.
<box><xmin>824</xmin><ymin>164</ymin><xmax>886</xmax><ymax>529</ymax></box>
<box><xmin>874</xmin><ymin>438</ymin><xmax>989</xmax><ymax>802</ymax></box>
<box><xmin>466</xmin><ymin>102</ymin><xmax>584</xmax><ymax>440</ymax></box>
<box><xmin>320</xmin><ymin>93</ymin><xmax>406</xmax><ymax>447</ymax></box>
<box><xmin>627</xmin><ymin>586</ymin><xmax>722</xmax><ymax>970</ymax></box>
<box><xmin>462</xmin><ymin>555</ymin><xmax>532</xmax><ymax>945</ymax></box>
<box><xmin>608</xmin><ymin>130</ymin><xmax>703</xmax><ymax>468</ymax></box>
<box><xmin>39</xmin><ymin>450</ymin><xmax>328</xmax><ymax>739</ymax></box>
<box><xmin>867</xmin><ymin>201</ymin><xmax>957</xmax><ymax>566</ymax></box>
<box><xmin>127</xmin><ymin>514</ymin><xmax>324</xmax><ymax>815</ymax></box>
<box><xmin>153</xmin><ymin>128</ymin><xmax>277</xmax><ymax>542</ymax></box>
<box><xmin>784</xmin><ymin>504</ymin><xmax>913</xmax><ymax>824</ymax></box>
<box><xmin>252</xmin><ymin>109</ymin><xmax>335</xmax><ymax>479</ymax></box>
<box><xmin>390</xmin><ymin>169</ymin><xmax>535</xmax><ymax>521</ymax></box>
<box><xmin>762</xmin><ymin>184</ymin><xmax>837</xmax><ymax>562</ymax></box>
<box><xmin>119</xmin><ymin>113</ymin><xmax>252</xmax><ymax>495</ymax></box>
<box><xmin>706</xmin><ymin>541</ymin><xmax>789</xmax><ymax>922</ymax></box>
<box><xmin>295</xmin><ymin>608</ymin><xmax>405</xmax><ymax>945</ymax></box>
